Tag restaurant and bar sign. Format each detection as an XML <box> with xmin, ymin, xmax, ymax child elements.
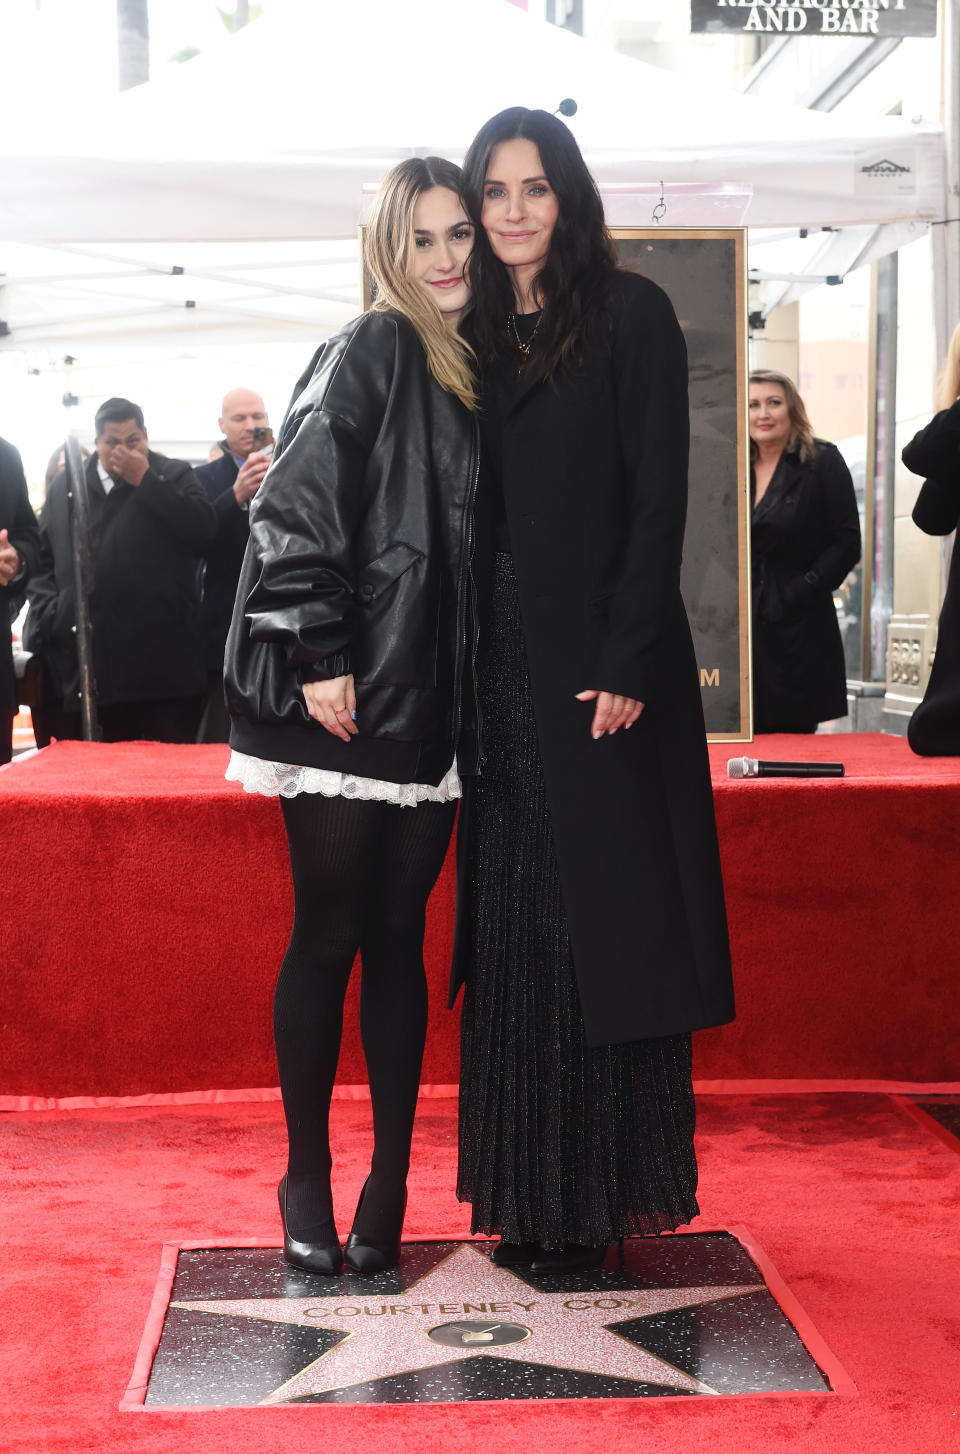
<box><xmin>690</xmin><ymin>0</ymin><xmax>937</xmax><ymax>35</ymax></box>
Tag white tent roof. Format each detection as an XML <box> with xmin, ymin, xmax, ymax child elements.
<box><xmin>0</xmin><ymin>0</ymin><xmax>945</xmax><ymax>485</ymax></box>
<box><xmin>0</xmin><ymin>0</ymin><xmax>945</xmax><ymax>244</ymax></box>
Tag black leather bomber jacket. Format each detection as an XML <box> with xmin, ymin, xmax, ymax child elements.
<box><xmin>224</xmin><ymin>310</ymin><xmax>480</xmax><ymax>785</ymax></box>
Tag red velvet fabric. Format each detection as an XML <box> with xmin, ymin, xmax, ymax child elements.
<box><xmin>1</xmin><ymin>1091</ymin><xmax>958</xmax><ymax>1451</ymax></box>
<box><xmin>3</xmin><ymin>735</ymin><xmax>959</xmax><ymax>1098</ymax></box>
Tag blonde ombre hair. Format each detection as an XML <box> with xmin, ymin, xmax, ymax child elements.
<box><xmin>749</xmin><ymin>370</ymin><xmax>817</xmax><ymax>464</ymax></box>
<box><xmin>365</xmin><ymin>158</ymin><xmax>476</xmax><ymax>411</ymax></box>
<box><xmin>934</xmin><ymin>321</ymin><xmax>960</xmax><ymax>412</ymax></box>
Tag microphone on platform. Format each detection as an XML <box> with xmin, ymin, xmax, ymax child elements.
<box><xmin>727</xmin><ymin>758</ymin><xmax>845</xmax><ymax>779</ymax></box>
<box><xmin>556</xmin><ymin>98</ymin><xmax>578</xmax><ymax>117</ymax></box>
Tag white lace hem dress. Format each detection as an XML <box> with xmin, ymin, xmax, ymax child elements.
<box><xmin>226</xmin><ymin>750</ymin><xmax>461</xmax><ymax>807</ymax></box>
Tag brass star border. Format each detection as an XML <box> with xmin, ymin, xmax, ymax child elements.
<box><xmin>122</xmin><ymin>1227</ymin><xmax>857</xmax><ymax>1408</ymax></box>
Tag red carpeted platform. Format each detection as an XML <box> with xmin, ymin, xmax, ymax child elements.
<box><xmin>2</xmin><ymin>1090</ymin><xmax>958</xmax><ymax>1453</ymax></box>
<box><xmin>3</xmin><ymin>734</ymin><xmax>959</xmax><ymax>1100</ymax></box>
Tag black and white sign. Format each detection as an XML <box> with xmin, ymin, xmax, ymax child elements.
<box><xmin>854</xmin><ymin>150</ymin><xmax>917</xmax><ymax>197</ymax></box>
<box><xmin>690</xmin><ymin>0</ymin><xmax>937</xmax><ymax>37</ymax></box>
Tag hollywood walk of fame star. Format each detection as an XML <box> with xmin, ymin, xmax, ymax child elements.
<box><xmin>172</xmin><ymin>1243</ymin><xmax>764</xmax><ymax>1402</ymax></box>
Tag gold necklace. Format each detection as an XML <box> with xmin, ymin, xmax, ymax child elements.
<box><xmin>507</xmin><ymin>311</ymin><xmax>543</xmax><ymax>378</ymax></box>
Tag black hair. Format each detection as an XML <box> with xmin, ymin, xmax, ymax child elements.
<box><xmin>462</xmin><ymin>106</ymin><xmax>617</xmax><ymax>378</ymax></box>
<box><xmin>94</xmin><ymin>397</ymin><xmax>146</xmax><ymax>436</ymax></box>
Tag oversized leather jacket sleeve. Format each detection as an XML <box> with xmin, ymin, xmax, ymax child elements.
<box><xmin>242</xmin><ymin>312</ymin><xmax>398</xmax><ymax>681</ymax></box>
<box><xmin>902</xmin><ymin>401</ymin><xmax>960</xmax><ymax>539</ymax></box>
<box><xmin>901</xmin><ymin>399</ymin><xmax>960</xmax><ymax>480</ymax></box>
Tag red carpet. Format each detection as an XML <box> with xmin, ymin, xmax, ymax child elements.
<box><xmin>3</xmin><ymin>734</ymin><xmax>960</xmax><ymax>1099</ymax></box>
<box><xmin>2</xmin><ymin>1090</ymin><xmax>958</xmax><ymax>1452</ymax></box>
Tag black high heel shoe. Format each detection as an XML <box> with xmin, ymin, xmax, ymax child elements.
<box><xmin>278</xmin><ymin>1174</ymin><xmax>342</xmax><ymax>1276</ymax></box>
<box><xmin>528</xmin><ymin>1243</ymin><xmax>608</xmax><ymax>1274</ymax></box>
<box><xmin>343</xmin><ymin>1177</ymin><xmax>407</xmax><ymax>1274</ymax></box>
<box><xmin>491</xmin><ymin>1240</ymin><xmax>539</xmax><ymax>1267</ymax></box>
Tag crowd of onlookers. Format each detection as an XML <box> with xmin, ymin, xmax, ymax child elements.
<box><xmin>0</xmin><ymin>387</ymin><xmax>273</xmax><ymax>764</ymax></box>
<box><xmin>3</xmin><ymin>336</ymin><xmax>959</xmax><ymax>766</ymax></box>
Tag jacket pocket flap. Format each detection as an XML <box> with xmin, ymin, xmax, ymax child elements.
<box><xmin>357</xmin><ymin>541</ymin><xmax>423</xmax><ymax>603</ymax></box>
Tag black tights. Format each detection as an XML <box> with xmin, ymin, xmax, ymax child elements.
<box><xmin>276</xmin><ymin>791</ymin><xmax>456</xmax><ymax>1240</ymax></box>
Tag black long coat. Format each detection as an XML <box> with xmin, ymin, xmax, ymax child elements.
<box><xmin>451</xmin><ymin>271</ymin><xmax>734</xmax><ymax>1047</ymax></box>
<box><xmin>0</xmin><ymin>437</ymin><xmax>40</xmax><ymax>756</ymax></box>
<box><xmin>901</xmin><ymin>400</ymin><xmax>960</xmax><ymax>756</ymax></box>
<box><xmin>751</xmin><ymin>441</ymin><xmax>861</xmax><ymax>731</ymax></box>
<box><xmin>24</xmin><ymin>452</ymin><xmax>216</xmax><ymax>707</ymax></box>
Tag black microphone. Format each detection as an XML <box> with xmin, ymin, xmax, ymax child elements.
<box><xmin>727</xmin><ymin>758</ymin><xmax>845</xmax><ymax>779</ymax></box>
<box><xmin>556</xmin><ymin>98</ymin><xmax>578</xmax><ymax>117</ymax></box>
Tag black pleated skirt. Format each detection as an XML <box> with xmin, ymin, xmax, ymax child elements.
<box><xmin>457</xmin><ymin>554</ymin><xmax>700</xmax><ymax>1249</ymax></box>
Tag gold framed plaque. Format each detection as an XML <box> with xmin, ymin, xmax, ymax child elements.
<box><xmin>611</xmin><ymin>228</ymin><xmax>751</xmax><ymax>741</ymax></box>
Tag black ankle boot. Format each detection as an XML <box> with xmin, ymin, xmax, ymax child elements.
<box><xmin>529</xmin><ymin>1243</ymin><xmax>608</xmax><ymax>1274</ymax></box>
<box><xmin>490</xmin><ymin>1240</ymin><xmax>539</xmax><ymax>1267</ymax></box>
<box><xmin>278</xmin><ymin>1174</ymin><xmax>342</xmax><ymax>1276</ymax></box>
<box><xmin>343</xmin><ymin>1176</ymin><xmax>407</xmax><ymax>1274</ymax></box>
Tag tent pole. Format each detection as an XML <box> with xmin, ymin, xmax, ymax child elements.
<box><xmin>116</xmin><ymin>0</ymin><xmax>149</xmax><ymax>92</ymax></box>
<box><xmin>932</xmin><ymin>0</ymin><xmax>960</xmax><ymax>363</ymax></box>
<box><xmin>931</xmin><ymin>0</ymin><xmax>960</xmax><ymax>607</ymax></box>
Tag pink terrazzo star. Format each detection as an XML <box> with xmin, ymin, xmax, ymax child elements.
<box><xmin>172</xmin><ymin>1243</ymin><xmax>762</xmax><ymax>1401</ymax></box>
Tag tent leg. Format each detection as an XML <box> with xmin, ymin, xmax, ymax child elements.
<box><xmin>932</xmin><ymin>0</ymin><xmax>960</xmax><ymax>363</ymax></box>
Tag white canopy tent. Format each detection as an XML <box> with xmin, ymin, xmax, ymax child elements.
<box><xmin>0</xmin><ymin>0</ymin><xmax>945</xmax><ymax>481</ymax></box>
<box><xmin>0</xmin><ymin>0</ymin><xmax>944</xmax><ymax>242</ymax></box>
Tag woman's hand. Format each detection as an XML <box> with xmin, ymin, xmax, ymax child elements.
<box><xmin>575</xmin><ymin>689</ymin><xmax>644</xmax><ymax>740</ymax></box>
<box><xmin>302</xmin><ymin>674</ymin><xmax>358</xmax><ymax>741</ymax></box>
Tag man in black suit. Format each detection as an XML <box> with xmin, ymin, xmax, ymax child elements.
<box><xmin>195</xmin><ymin>388</ymin><xmax>271</xmax><ymax>741</ymax></box>
<box><xmin>0</xmin><ymin>436</ymin><xmax>40</xmax><ymax>763</ymax></box>
<box><xmin>24</xmin><ymin>397</ymin><xmax>216</xmax><ymax>743</ymax></box>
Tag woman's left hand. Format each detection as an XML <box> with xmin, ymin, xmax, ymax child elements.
<box><xmin>302</xmin><ymin>673</ymin><xmax>358</xmax><ymax>740</ymax></box>
<box><xmin>575</xmin><ymin>690</ymin><xmax>645</xmax><ymax>739</ymax></box>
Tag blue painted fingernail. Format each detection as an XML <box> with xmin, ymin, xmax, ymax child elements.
<box><xmin>351</xmin><ymin>711</ymin><xmax>357</xmax><ymax>720</ymax></box>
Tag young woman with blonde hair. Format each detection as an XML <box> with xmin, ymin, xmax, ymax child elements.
<box><xmin>225</xmin><ymin>157</ymin><xmax>479</xmax><ymax>1274</ymax></box>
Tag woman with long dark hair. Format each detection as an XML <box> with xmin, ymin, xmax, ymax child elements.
<box><xmin>451</xmin><ymin>108</ymin><xmax>734</xmax><ymax>1272</ymax></box>
<box><xmin>225</xmin><ymin>157</ymin><xmax>479</xmax><ymax>1276</ymax></box>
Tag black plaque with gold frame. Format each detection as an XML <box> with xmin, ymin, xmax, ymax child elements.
<box><xmin>611</xmin><ymin>228</ymin><xmax>750</xmax><ymax>740</ymax></box>
<box><xmin>360</xmin><ymin>224</ymin><xmax>751</xmax><ymax>740</ymax></box>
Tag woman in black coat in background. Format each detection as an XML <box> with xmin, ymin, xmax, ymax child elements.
<box><xmin>451</xmin><ymin>107</ymin><xmax>734</xmax><ymax>1274</ymax></box>
<box><xmin>900</xmin><ymin>322</ymin><xmax>960</xmax><ymax>756</ymax></box>
<box><xmin>748</xmin><ymin>371</ymin><xmax>861</xmax><ymax>733</ymax></box>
